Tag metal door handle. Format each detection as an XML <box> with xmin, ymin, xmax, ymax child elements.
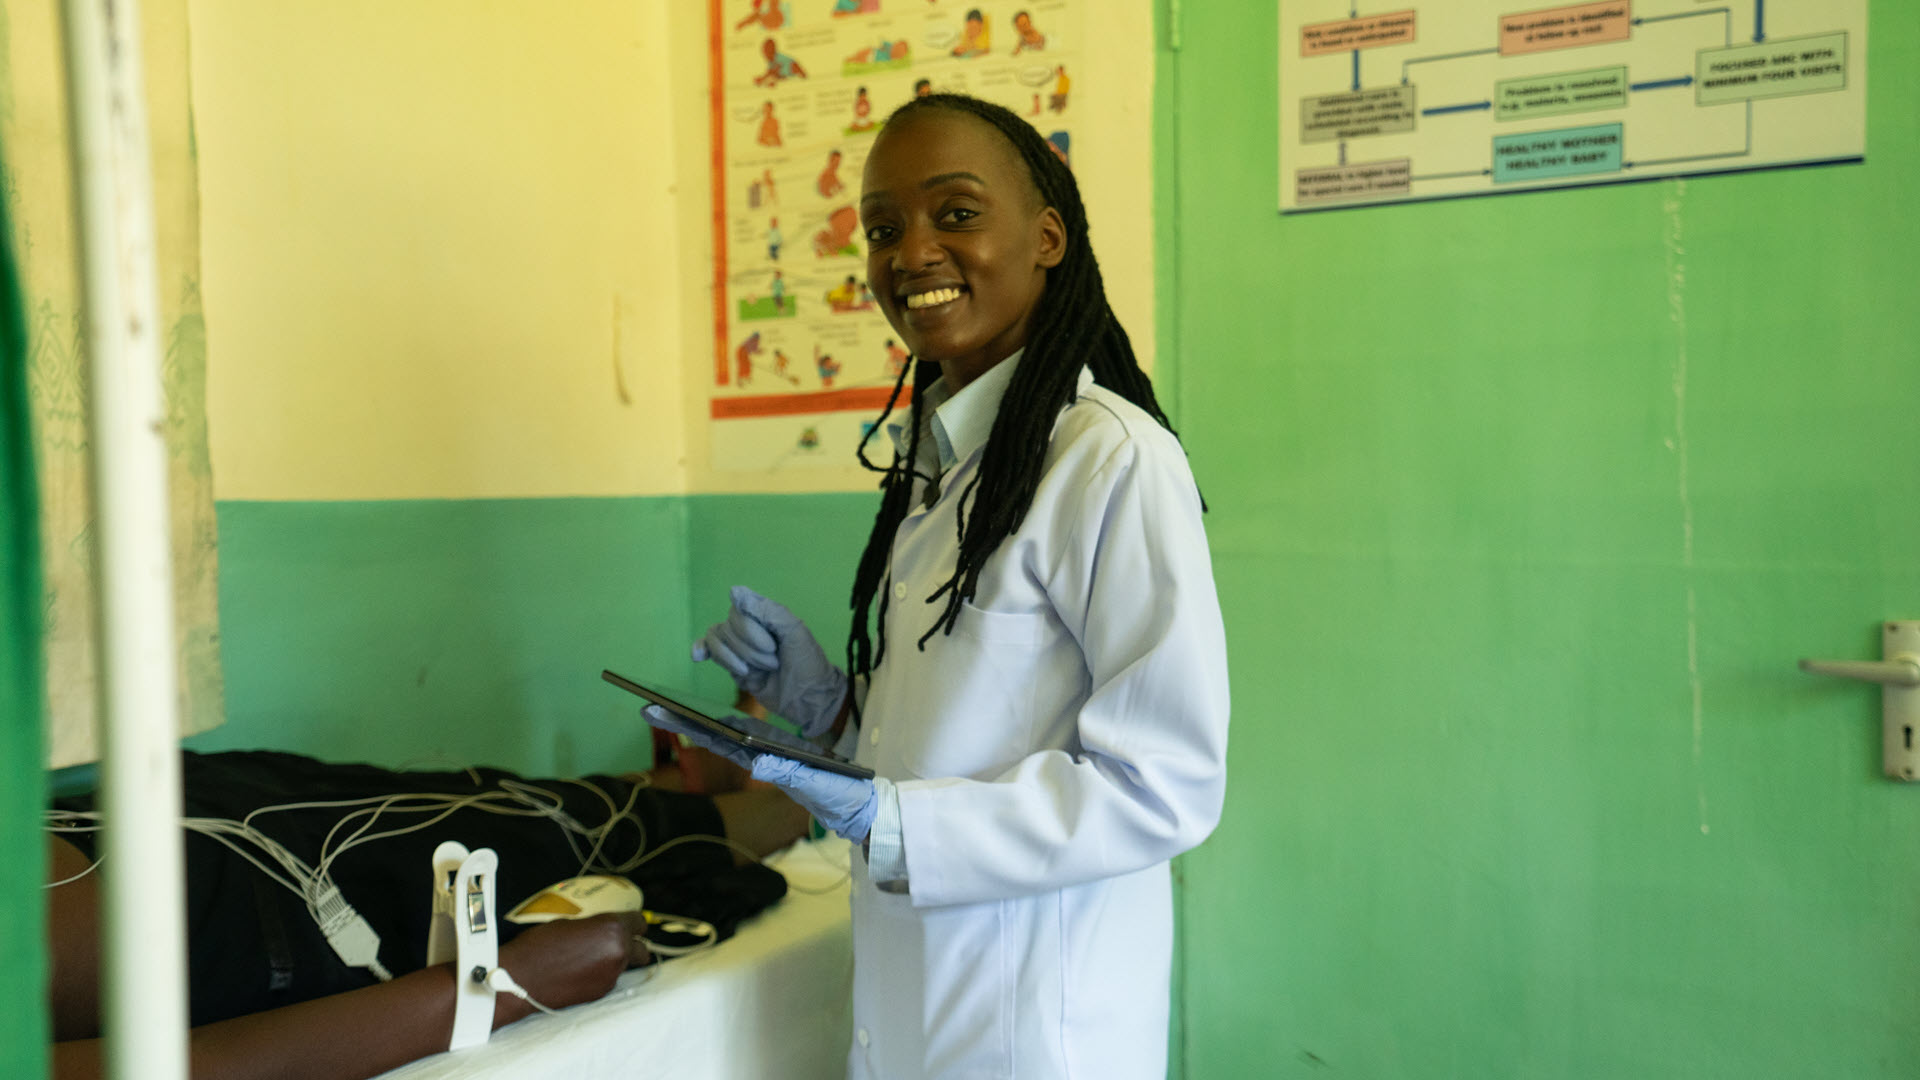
<box><xmin>1797</xmin><ymin>657</ymin><xmax>1920</xmax><ymax>687</ymax></box>
<box><xmin>1799</xmin><ymin>622</ymin><xmax>1920</xmax><ymax>781</ymax></box>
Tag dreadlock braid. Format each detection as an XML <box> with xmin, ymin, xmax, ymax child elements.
<box><xmin>846</xmin><ymin>93</ymin><xmax>1195</xmax><ymax>700</ymax></box>
<box><xmin>845</xmin><ymin>354</ymin><xmax>933</xmax><ymax>680</ymax></box>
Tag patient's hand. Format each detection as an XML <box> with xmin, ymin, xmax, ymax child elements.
<box><xmin>493</xmin><ymin>912</ymin><xmax>650</xmax><ymax>1023</ymax></box>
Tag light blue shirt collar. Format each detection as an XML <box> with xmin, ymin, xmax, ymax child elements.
<box><xmin>930</xmin><ymin>349</ymin><xmax>1022</xmax><ymax>472</ymax></box>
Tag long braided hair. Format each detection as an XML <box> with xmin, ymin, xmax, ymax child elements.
<box><xmin>845</xmin><ymin>93</ymin><xmax>1192</xmax><ymax>697</ymax></box>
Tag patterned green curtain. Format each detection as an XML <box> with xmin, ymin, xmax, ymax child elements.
<box><xmin>0</xmin><ymin>122</ymin><xmax>39</xmax><ymax>745</ymax></box>
<box><xmin>1</xmin><ymin>0</ymin><xmax>222</xmax><ymax>766</ymax></box>
<box><xmin>0</xmin><ymin>129</ymin><xmax>48</xmax><ymax>1076</ymax></box>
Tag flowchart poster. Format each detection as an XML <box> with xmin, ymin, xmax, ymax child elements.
<box><xmin>709</xmin><ymin>0</ymin><xmax>1082</xmax><ymax>472</ymax></box>
<box><xmin>1278</xmin><ymin>1</ymin><xmax>1868</xmax><ymax>212</ymax></box>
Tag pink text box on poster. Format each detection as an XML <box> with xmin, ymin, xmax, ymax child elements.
<box><xmin>1500</xmin><ymin>2</ymin><xmax>1632</xmax><ymax>56</ymax></box>
<box><xmin>1301</xmin><ymin>11</ymin><xmax>1417</xmax><ymax>57</ymax></box>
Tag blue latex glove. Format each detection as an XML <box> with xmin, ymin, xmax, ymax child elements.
<box><xmin>750</xmin><ymin>756</ymin><xmax>879</xmax><ymax>844</ymax></box>
<box><xmin>638</xmin><ymin>705</ymin><xmax>878</xmax><ymax>842</ymax></box>
<box><xmin>692</xmin><ymin>586</ymin><xmax>849</xmax><ymax>739</ymax></box>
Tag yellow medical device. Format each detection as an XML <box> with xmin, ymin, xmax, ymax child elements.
<box><xmin>506</xmin><ymin>875</ymin><xmax>645</xmax><ymax>924</ymax></box>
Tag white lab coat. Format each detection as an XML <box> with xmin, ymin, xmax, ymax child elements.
<box><xmin>847</xmin><ymin>366</ymin><xmax>1230</xmax><ymax>1079</ymax></box>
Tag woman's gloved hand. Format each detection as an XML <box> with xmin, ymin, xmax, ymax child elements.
<box><xmin>692</xmin><ymin>586</ymin><xmax>850</xmax><ymax>738</ymax></box>
<box><xmin>639</xmin><ymin>705</ymin><xmax>878</xmax><ymax>843</ymax></box>
<box><xmin>748</xmin><ymin>756</ymin><xmax>878</xmax><ymax>844</ymax></box>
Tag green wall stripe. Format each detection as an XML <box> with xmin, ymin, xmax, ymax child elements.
<box><xmin>196</xmin><ymin>497</ymin><xmax>697</xmax><ymax>778</ymax></box>
<box><xmin>199</xmin><ymin>493</ymin><xmax>881</xmax><ymax>779</ymax></box>
<box><xmin>682</xmin><ymin>492</ymin><xmax>879</xmax><ymax>706</ymax></box>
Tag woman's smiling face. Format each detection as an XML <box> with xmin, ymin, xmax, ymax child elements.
<box><xmin>859</xmin><ymin>110</ymin><xmax>1064</xmax><ymax>390</ymax></box>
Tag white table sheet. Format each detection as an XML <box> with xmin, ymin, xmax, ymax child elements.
<box><xmin>380</xmin><ymin>839</ymin><xmax>854</xmax><ymax>1080</ymax></box>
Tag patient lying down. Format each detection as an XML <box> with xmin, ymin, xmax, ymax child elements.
<box><xmin>48</xmin><ymin>747</ymin><xmax>811</xmax><ymax>1080</ymax></box>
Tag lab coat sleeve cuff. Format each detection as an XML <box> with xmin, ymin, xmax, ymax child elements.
<box><xmin>864</xmin><ymin>776</ymin><xmax>909</xmax><ymax>888</ymax></box>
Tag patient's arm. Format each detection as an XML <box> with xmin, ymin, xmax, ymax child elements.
<box><xmin>50</xmin><ymin>832</ymin><xmax>644</xmax><ymax>1080</ymax></box>
<box><xmin>53</xmin><ymin>912</ymin><xmax>643</xmax><ymax>1080</ymax></box>
<box><xmin>46</xmin><ymin>760</ymin><xmax>810</xmax><ymax>1080</ymax></box>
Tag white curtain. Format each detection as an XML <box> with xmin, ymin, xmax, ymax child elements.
<box><xmin>2</xmin><ymin>0</ymin><xmax>223</xmax><ymax>767</ymax></box>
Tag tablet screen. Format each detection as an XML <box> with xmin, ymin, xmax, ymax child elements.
<box><xmin>600</xmin><ymin>670</ymin><xmax>874</xmax><ymax>780</ymax></box>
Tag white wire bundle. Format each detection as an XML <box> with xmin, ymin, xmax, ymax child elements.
<box><xmin>45</xmin><ymin>770</ymin><xmax>850</xmax><ymax>975</ymax></box>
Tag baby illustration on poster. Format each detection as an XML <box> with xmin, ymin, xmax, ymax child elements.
<box><xmin>710</xmin><ymin>0</ymin><xmax>1084</xmax><ymax>471</ymax></box>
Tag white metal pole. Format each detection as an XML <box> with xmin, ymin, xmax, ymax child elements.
<box><xmin>59</xmin><ymin>1</ymin><xmax>190</xmax><ymax>1078</ymax></box>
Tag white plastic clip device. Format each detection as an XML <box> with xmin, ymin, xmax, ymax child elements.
<box><xmin>427</xmin><ymin>841</ymin><xmax>500</xmax><ymax>1051</ymax></box>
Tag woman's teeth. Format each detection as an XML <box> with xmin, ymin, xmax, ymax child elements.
<box><xmin>906</xmin><ymin>287</ymin><xmax>963</xmax><ymax>310</ymax></box>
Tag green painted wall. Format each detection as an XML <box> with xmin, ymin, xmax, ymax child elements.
<box><xmin>1162</xmin><ymin>4</ymin><xmax>1919</xmax><ymax>1078</ymax></box>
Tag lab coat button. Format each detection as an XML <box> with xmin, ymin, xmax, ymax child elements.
<box><xmin>857</xmin><ymin>1028</ymin><xmax>871</xmax><ymax>1047</ymax></box>
<box><xmin>869</xmin><ymin>727</ymin><xmax>880</xmax><ymax>747</ymax></box>
<box><xmin>892</xmin><ymin>582</ymin><xmax>907</xmax><ymax>600</ymax></box>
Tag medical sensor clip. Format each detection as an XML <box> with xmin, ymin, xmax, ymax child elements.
<box><xmin>428</xmin><ymin>841</ymin><xmax>500</xmax><ymax>1051</ymax></box>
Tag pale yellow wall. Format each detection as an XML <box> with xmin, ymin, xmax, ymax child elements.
<box><xmin>670</xmin><ymin>0</ymin><xmax>1158</xmax><ymax>494</ymax></box>
<box><xmin>193</xmin><ymin>0</ymin><xmax>688</xmax><ymax>501</ymax></box>
<box><xmin>192</xmin><ymin>1</ymin><xmax>1151</xmax><ymax>500</ymax></box>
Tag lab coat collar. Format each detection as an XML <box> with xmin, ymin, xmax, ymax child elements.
<box><xmin>885</xmin><ymin>352</ymin><xmax>1093</xmax><ymax>471</ymax></box>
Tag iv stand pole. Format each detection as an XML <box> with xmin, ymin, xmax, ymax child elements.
<box><xmin>60</xmin><ymin>1</ymin><xmax>190</xmax><ymax>1077</ymax></box>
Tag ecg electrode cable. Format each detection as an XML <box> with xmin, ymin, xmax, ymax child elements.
<box><xmin>44</xmin><ymin>770</ymin><xmax>854</xmax><ymax>971</ymax></box>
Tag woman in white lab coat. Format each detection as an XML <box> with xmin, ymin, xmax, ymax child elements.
<box><xmin>652</xmin><ymin>93</ymin><xmax>1230</xmax><ymax>1079</ymax></box>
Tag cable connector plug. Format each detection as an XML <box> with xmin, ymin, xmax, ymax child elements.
<box><xmin>485</xmin><ymin>966</ymin><xmax>557</xmax><ymax>1015</ymax></box>
<box><xmin>314</xmin><ymin>882</ymin><xmax>393</xmax><ymax>981</ymax></box>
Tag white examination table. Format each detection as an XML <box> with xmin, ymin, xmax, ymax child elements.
<box><xmin>380</xmin><ymin>838</ymin><xmax>854</xmax><ymax>1080</ymax></box>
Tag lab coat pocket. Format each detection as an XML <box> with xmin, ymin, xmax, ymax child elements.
<box><xmin>916</xmin><ymin>898</ymin><xmax>1013</xmax><ymax>1078</ymax></box>
<box><xmin>952</xmin><ymin>600</ymin><xmax>1048</xmax><ymax>646</ymax></box>
<box><xmin>894</xmin><ymin>603</ymin><xmax>1054</xmax><ymax>780</ymax></box>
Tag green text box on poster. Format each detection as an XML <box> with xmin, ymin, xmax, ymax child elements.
<box><xmin>1301</xmin><ymin>86</ymin><xmax>1418</xmax><ymax>143</ymax></box>
<box><xmin>1492</xmin><ymin>122</ymin><xmax>1622</xmax><ymax>182</ymax></box>
<box><xmin>1496</xmin><ymin>66</ymin><xmax>1627</xmax><ymax>121</ymax></box>
<box><xmin>1698</xmin><ymin>33</ymin><xmax>1849</xmax><ymax>105</ymax></box>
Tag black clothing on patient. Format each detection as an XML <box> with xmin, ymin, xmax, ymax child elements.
<box><xmin>56</xmin><ymin>750</ymin><xmax>786</xmax><ymax>1026</ymax></box>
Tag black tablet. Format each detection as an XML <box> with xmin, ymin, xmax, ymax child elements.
<box><xmin>601</xmin><ymin>670</ymin><xmax>875</xmax><ymax>780</ymax></box>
